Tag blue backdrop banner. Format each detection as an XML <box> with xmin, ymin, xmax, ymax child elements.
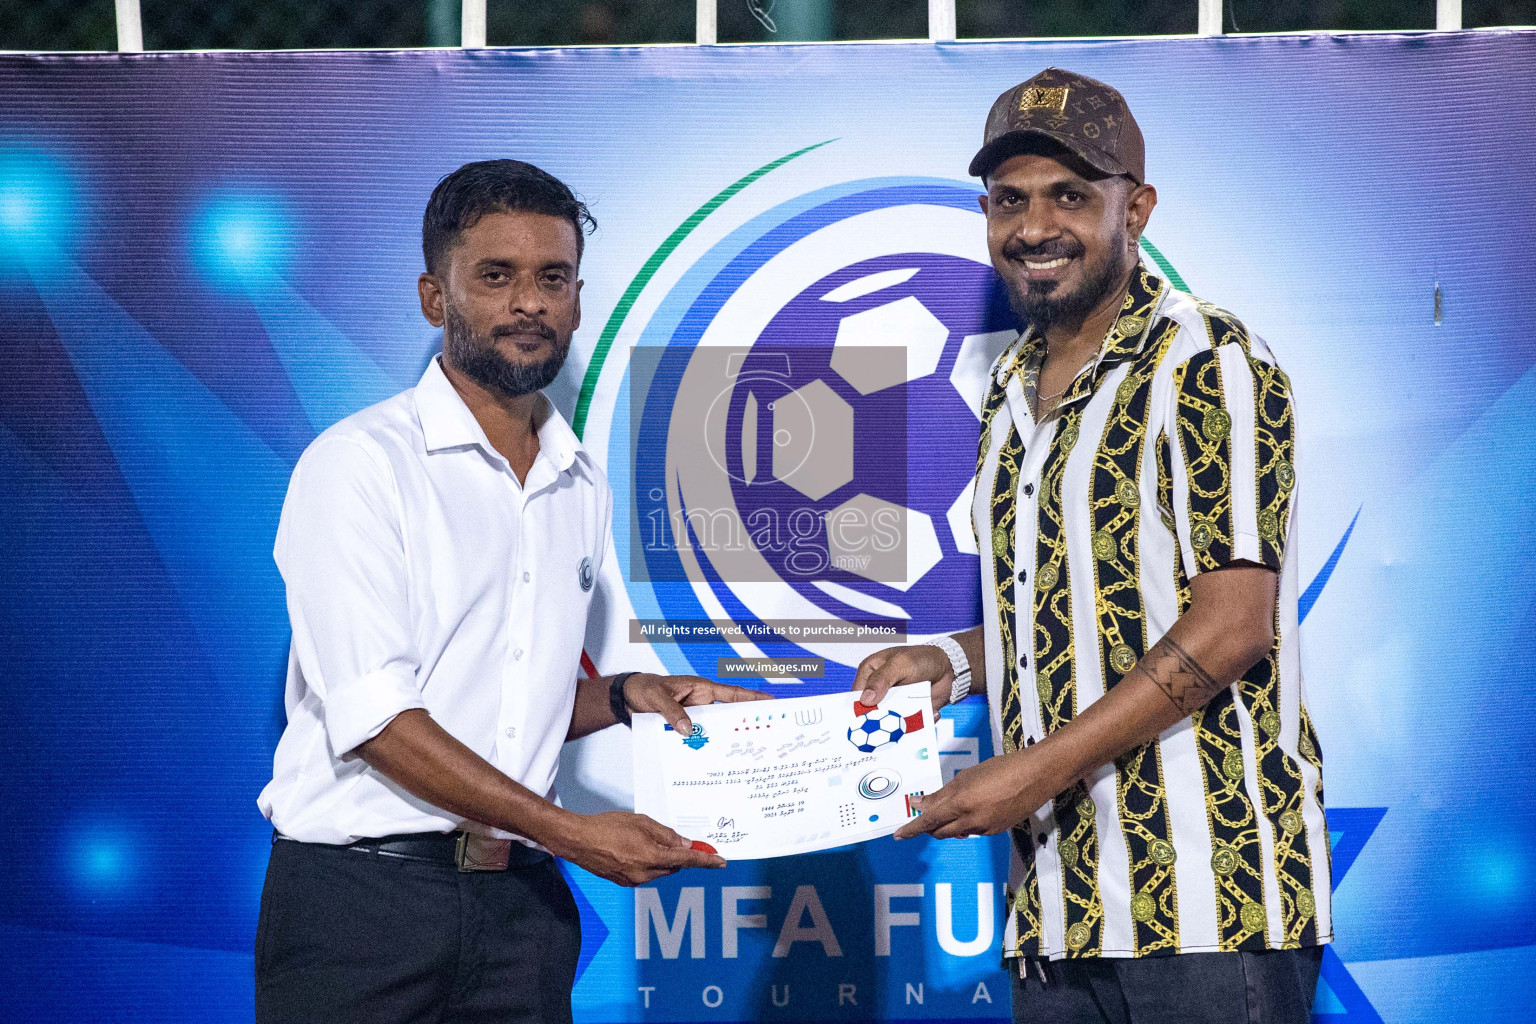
<box><xmin>2</xmin><ymin>30</ymin><xmax>1534</xmax><ymax>1024</ymax></box>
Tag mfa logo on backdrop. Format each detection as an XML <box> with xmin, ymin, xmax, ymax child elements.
<box><xmin>613</xmin><ymin>172</ymin><xmax>1020</xmax><ymax>687</ymax></box>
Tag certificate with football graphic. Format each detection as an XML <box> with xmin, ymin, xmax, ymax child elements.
<box><xmin>631</xmin><ymin>684</ymin><xmax>943</xmax><ymax>860</ymax></box>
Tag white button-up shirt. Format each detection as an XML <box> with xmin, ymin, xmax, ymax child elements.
<box><xmin>258</xmin><ymin>357</ymin><xmax>610</xmax><ymax>845</ymax></box>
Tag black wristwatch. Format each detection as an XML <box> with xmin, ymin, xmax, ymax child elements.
<box><xmin>609</xmin><ymin>671</ymin><xmax>640</xmax><ymax>727</ymax></box>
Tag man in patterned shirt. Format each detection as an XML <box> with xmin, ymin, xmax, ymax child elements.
<box><xmin>854</xmin><ymin>68</ymin><xmax>1329</xmax><ymax>1022</ymax></box>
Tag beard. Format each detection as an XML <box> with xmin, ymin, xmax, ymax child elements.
<box><xmin>442</xmin><ymin>306</ymin><xmax>571</xmax><ymax>400</ymax></box>
<box><xmin>1003</xmin><ymin>229</ymin><xmax>1133</xmax><ymax>334</ymax></box>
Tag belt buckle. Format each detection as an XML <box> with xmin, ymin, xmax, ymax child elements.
<box><xmin>454</xmin><ymin>832</ymin><xmax>510</xmax><ymax>872</ymax></box>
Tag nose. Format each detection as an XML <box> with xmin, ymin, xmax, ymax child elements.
<box><xmin>506</xmin><ymin>274</ymin><xmax>548</xmax><ymax>317</ymax></box>
<box><xmin>1017</xmin><ymin>203</ymin><xmax>1063</xmax><ymax>249</ymax></box>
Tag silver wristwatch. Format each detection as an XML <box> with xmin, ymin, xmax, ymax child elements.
<box><xmin>925</xmin><ymin>634</ymin><xmax>973</xmax><ymax>707</ymax></box>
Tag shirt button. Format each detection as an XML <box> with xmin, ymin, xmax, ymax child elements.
<box><xmin>504</xmin><ymin>726</ymin><xmax>517</xmax><ymax>739</ymax></box>
<box><xmin>1023</xmin><ymin>483</ymin><xmax>1035</xmax><ymax>497</ymax></box>
<box><xmin>1017</xmin><ymin>569</ymin><xmax>1028</xmax><ymax>584</ymax></box>
<box><xmin>514</xmin><ymin>648</ymin><xmax>524</xmax><ymax>661</ymax></box>
<box><xmin>1019</xmin><ymin>654</ymin><xmax>1028</xmax><ymax>669</ymax></box>
<box><xmin>522</xmin><ymin>571</ymin><xmax>531</xmax><ymax>582</ymax></box>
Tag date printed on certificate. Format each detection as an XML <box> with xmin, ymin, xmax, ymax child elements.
<box><xmin>632</xmin><ymin>684</ymin><xmax>943</xmax><ymax>860</ymax></box>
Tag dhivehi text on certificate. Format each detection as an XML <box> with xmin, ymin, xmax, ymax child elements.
<box><xmin>632</xmin><ymin>683</ymin><xmax>942</xmax><ymax>860</ymax></box>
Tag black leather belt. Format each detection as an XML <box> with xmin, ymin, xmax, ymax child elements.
<box><xmin>277</xmin><ymin>830</ymin><xmax>550</xmax><ymax>872</ymax></box>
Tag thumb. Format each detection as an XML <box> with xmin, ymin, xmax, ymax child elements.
<box><xmin>853</xmin><ymin>653</ymin><xmax>887</xmax><ymax>704</ymax></box>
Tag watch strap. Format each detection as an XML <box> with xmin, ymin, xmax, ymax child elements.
<box><xmin>926</xmin><ymin>635</ymin><xmax>973</xmax><ymax>707</ymax></box>
<box><xmin>609</xmin><ymin>671</ymin><xmax>640</xmax><ymax>727</ymax></box>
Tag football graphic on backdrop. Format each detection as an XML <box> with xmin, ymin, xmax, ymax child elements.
<box><xmin>629</xmin><ymin>182</ymin><xmax>1023</xmax><ymax>680</ymax></box>
<box><xmin>719</xmin><ymin>253</ymin><xmax>1017</xmax><ymax>634</ymax></box>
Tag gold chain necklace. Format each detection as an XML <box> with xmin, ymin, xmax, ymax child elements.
<box><xmin>1035</xmin><ymin>345</ymin><xmax>1092</xmax><ymax>404</ymax></box>
<box><xmin>1036</xmin><ymin>380</ymin><xmax>1072</xmax><ymax>403</ymax></box>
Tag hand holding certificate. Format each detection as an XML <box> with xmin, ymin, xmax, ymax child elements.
<box><xmin>632</xmin><ymin>684</ymin><xmax>942</xmax><ymax>860</ymax></box>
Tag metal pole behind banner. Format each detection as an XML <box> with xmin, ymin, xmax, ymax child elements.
<box><xmin>462</xmin><ymin>0</ymin><xmax>487</xmax><ymax>47</ymax></box>
<box><xmin>1437</xmin><ymin>0</ymin><xmax>1463</xmax><ymax>30</ymax></box>
<box><xmin>929</xmin><ymin>0</ymin><xmax>956</xmax><ymax>42</ymax></box>
<box><xmin>115</xmin><ymin>0</ymin><xmax>143</xmax><ymax>52</ymax></box>
<box><xmin>697</xmin><ymin>0</ymin><xmax>717</xmax><ymax>44</ymax></box>
<box><xmin>1198</xmin><ymin>0</ymin><xmax>1223</xmax><ymax>36</ymax></box>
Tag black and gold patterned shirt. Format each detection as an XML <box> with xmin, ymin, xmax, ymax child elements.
<box><xmin>972</xmin><ymin>263</ymin><xmax>1330</xmax><ymax>960</ymax></box>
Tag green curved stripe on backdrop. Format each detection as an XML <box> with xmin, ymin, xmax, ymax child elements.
<box><xmin>1139</xmin><ymin>236</ymin><xmax>1188</xmax><ymax>292</ymax></box>
<box><xmin>571</xmin><ymin>139</ymin><xmax>836</xmax><ymax>438</ymax></box>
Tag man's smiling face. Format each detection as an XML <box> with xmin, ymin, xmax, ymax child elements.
<box><xmin>981</xmin><ymin>150</ymin><xmax>1152</xmax><ymax>333</ymax></box>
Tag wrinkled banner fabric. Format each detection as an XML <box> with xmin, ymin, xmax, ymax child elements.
<box><xmin>1</xmin><ymin>30</ymin><xmax>1534</xmax><ymax>1024</ymax></box>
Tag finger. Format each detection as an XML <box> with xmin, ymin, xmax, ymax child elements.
<box><xmin>861</xmin><ymin>660</ymin><xmax>907</xmax><ymax>706</ymax></box>
<box><xmin>929</xmin><ymin>819</ymin><xmax>979</xmax><ymax>840</ymax></box>
<box><xmin>654</xmin><ymin>703</ymin><xmax>692</xmax><ymax>734</ymax></box>
<box><xmin>894</xmin><ymin>796</ymin><xmax>954</xmax><ymax>840</ymax></box>
<box><xmin>894</xmin><ymin>813</ymin><xmax>940</xmax><ymax>840</ymax></box>
<box><xmin>851</xmin><ymin>653</ymin><xmax>887</xmax><ymax>700</ymax></box>
<box><xmin>653</xmin><ymin>825</ymin><xmax>728</xmax><ymax>869</ymax></box>
<box><xmin>661</xmin><ymin>844</ymin><xmax>727</xmax><ymax>870</ymax></box>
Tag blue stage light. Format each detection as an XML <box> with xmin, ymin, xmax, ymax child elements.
<box><xmin>70</xmin><ymin>831</ymin><xmax>133</xmax><ymax>893</ymax></box>
<box><xmin>191</xmin><ymin>190</ymin><xmax>295</xmax><ymax>291</ymax></box>
<box><xmin>0</xmin><ymin>145</ymin><xmax>76</xmax><ymax>271</ymax></box>
<box><xmin>1468</xmin><ymin>843</ymin><xmax>1525</xmax><ymax>904</ymax></box>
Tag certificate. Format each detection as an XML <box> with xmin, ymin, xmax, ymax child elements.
<box><xmin>632</xmin><ymin>683</ymin><xmax>942</xmax><ymax>860</ymax></box>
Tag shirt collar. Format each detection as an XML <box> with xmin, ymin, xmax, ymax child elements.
<box><xmin>531</xmin><ymin>391</ymin><xmax>584</xmax><ymax>475</ymax></box>
<box><xmin>997</xmin><ymin>260</ymin><xmax>1167</xmax><ymax>410</ymax></box>
<box><xmin>415</xmin><ymin>356</ymin><xmax>588</xmax><ymax>475</ymax></box>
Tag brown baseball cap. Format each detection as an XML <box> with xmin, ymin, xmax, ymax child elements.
<box><xmin>969</xmin><ymin>67</ymin><xmax>1145</xmax><ymax>184</ymax></box>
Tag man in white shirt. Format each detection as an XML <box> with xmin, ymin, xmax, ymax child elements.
<box><xmin>256</xmin><ymin>159</ymin><xmax>764</xmax><ymax>1024</ymax></box>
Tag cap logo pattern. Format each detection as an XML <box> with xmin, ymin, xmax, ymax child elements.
<box><xmin>972</xmin><ymin>67</ymin><xmax>1145</xmax><ymax>184</ymax></box>
<box><xmin>1018</xmin><ymin>85</ymin><xmax>1069</xmax><ymax>116</ymax></box>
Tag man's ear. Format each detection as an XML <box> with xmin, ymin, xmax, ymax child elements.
<box><xmin>1126</xmin><ymin>182</ymin><xmax>1158</xmax><ymax>241</ymax></box>
<box><xmin>978</xmin><ymin>193</ymin><xmax>990</xmax><ymax>216</ymax></box>
<box><xmin>572</xmin><ymin>278</ymin><xmax>583</xmax><ymax>333</ymax></box>
<box><xmin>418</xmin><ymin>272</ymin><xmax>445</xmax><ymax>328</ymax></box>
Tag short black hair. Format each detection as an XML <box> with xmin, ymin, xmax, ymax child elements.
<box><xmin>422</xmin><ymin>159</ymin><xmax>596</xmax><ymax>275</ymax></box>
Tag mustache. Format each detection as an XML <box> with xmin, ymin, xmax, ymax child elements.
<box><xmin>1002</xmin><ymin>238</ymin><xmax>1084</xmax><ymax>262</ymax></box>
<box><xmin>491</xmin><ymin>319</ymin><xmax>556</xmax><ymax>341</ymax></box>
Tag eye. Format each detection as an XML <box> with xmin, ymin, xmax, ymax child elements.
<box><xmin>1061</xmin><ymin>190</ymin><xmax>1086</xmax><ymax>205</ymax></box>
<box><xmin>482</xmin><ymin>269</ymin><xmax>508</xmax><ymax>284</ymax></box>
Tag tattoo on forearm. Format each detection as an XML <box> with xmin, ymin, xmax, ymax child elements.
<box><xmin>1140</xmin><ymin>636</ymin><xmax>1221</xmax><ymax>714</ymax></box>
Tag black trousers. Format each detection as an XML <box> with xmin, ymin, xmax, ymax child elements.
<box><xmin>1011</xmin><ymin>946</ymin><xmax>1324</xmax><ymax>1024</ymax></box>
<box><xmin>255</xmin><ymin>837</ymin><xmax>581</xmax><ymax>1024</ymax></box>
